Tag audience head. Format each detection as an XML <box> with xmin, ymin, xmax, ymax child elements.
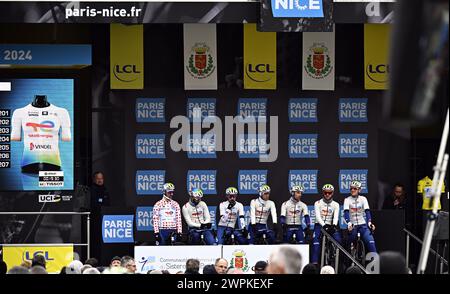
<box><xmin>31</xmin><ymin>254</ymin><xmax>46</xmax><ymax>269</ymax></box>
<box><xmin>83</xmin><ymin>268</ymin><xmax>101</xmax><ymax>274</ymax></box>
<box><xmin>80</xmin><ymin>264</ymin><xmax>92</xmax><ymax>274</ymax></box>
<box><xmin>345</xmin><ymin>266</ymin><xmax>363</xmax><ymax>274</ymax></box>
<box><xmin>185</xmin><ymin>259</ymin><xmax>200</xmax><ymax>274</ymax></box>
<box><xmin>30</xmin><ymin>266</ymin><xmax>48</xmax><ymax>274</ymax></box>
<box><xmin>202</xmin><ymin>264</ymin><xmax>218</xmax><ymax>274</ymax></box>
<box><xmin>301</xmin><ymin>263</ymin><xmax>319</xmax><ymax>275</ymax></box>
<box><xmin>0</xmin><ymin>261</ymin><xmax>7</xmax><ymax>275</ymax></box>
<box><xmin>252</xmin><ymin>261</ymin><xmax>268</xmax><ymax>274</ymax></box>
<box><xmin>214</xmin><ymin>258</ymin><xmax>228</xmax><ymax>274</ymax></box>
<box><xmin>320</xmin><ymin>265</ymin><xmax>335</xmax><ymax>274</ymax></box>
<box><xmin>379</xmin><ymin>251</ymin><xmax>408</xmax><ymax>274</ymax></box>
<box><xmin>121</xmin><ymin>256</ymin><xmax>136</xmax><ymax>274</ymax></box>
<box><xmin>84</xmin><ymin>258</ymin><xmax>99</xmax><ymax>268</ymax></box>
<box><xmin>7</xmin><ymin>266</ymin><xmax>30</xmax><ymax>275</ymax></box>
<box><xmin>110</xmin><ymin>256</ymin><xmax>122</xmax><ymax>267</ymax></box>
<box><xmin>66</xmin><ymin>260</ymin><xmax>83</xmax><ymax>274</ymax></box>
<box><xmin>267</xmin><ymin>247</ymin><xmax>303</xmax><ymax>274</ymax></box>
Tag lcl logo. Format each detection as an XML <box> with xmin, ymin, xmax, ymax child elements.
<box><xmin>113</xmin><ymin>64</ymin><xmax>141</xmax><ymax>82</ymax></box>
<box><xmin>245</xmin><ymin>63</ymin><xmax>275</xmax><ymax>82</ymax></box>
<box><xmin>366</xmin><ymin>64</ymin><xmax>389</xmax><ymax>83</ymax></box>
<box><xmin>23</xmin><ymin>251</ymin><xmax>55</xmax><ymax>261</ymax></box>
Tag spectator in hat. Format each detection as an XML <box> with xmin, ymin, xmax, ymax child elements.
<box><xmin>110</xmin><ymin>256</ymin><xmax>121</xmax><ymax>267</ymax></box>
<box><xmin>252</xmin><ymin>261</ymin><xmax>268</xmax><ymax>274</ymax></box>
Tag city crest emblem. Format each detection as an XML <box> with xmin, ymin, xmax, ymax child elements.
<box><xmin>229</xmin><ymin>249</ymin><xmax>249</xmax><ymax>272</ymax></box>
<box><xmin>305</xmin><ymin>43</ymin><xmax>333</xmax><ymax>79</ymax></box>
<box><xmin>187</xmin><ymin>42</ymin><xmax>215</xmax><ymax>79</ymax></box>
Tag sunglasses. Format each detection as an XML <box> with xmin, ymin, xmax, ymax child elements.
<box><xmin>350</xmin><ymin>187</ymin><xmax>358</xmax><ymax>190</ymax></box>
<box><xmin>323</xmin><ymin>191</ymin><xmax>333</xmax><ymax>195</ymax></box>
<box><xmin>227</xmin><ymin>195</ymin><xmax>237</xmax><ymax>198</ymax></box>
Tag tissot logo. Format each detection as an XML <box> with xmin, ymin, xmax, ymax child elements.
<box><xmin>113</xmin><ymin>64</ymin><xmax>141</xmax><ymax>82</ymax></box>
<box><xmin>366</xmin><ymin>63</ymin><xmax>389</xmax><ymax>83</ymax></box>
<box><xmin>245</xmin><ymin>64</ymin><xmax>275</xmax><ymax>82</ymax></box>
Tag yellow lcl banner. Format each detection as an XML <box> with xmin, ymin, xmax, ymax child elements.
<box><xmin>364</xmin><ymin>24</ymin><xmax>391</xmax><ymax>90</ymax></box>
<box><xmin>243</xmin><ymin>24</ymin><xmax>277</xmax><ymax>90</ymax></box>
<box><xmin>110</xmin><ymin>24</ymin><xmax>144</xmax><ymax>89</ymax></box>
<box><xmin>3</xmin><ymin>245</ymin><xmax>74</xmax><ymax>273</ymax></box>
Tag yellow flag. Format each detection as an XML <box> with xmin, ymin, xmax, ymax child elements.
<box><xmin>110</xmin><ymin>24</ymin><xmax>144</xmax><ymax>89</ymax></box>
<box><xmin>364</xmin><ymin>24</ymin><xmax>391</xmax><ymax>90</ymax></box>
<box><xmin>243</xmin><ymin>24</ymin><xmax>277</xmax><ymax>90</ymax></box>
<box><xmin>3</xmin><ymin>245</ymin><xmax>73</xmax><ymax>273</ymax></box>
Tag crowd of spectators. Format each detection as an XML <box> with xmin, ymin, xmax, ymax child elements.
<box><xmin>0</xmin><ymin>248</ymin><xmax>410</xmax><ymax>275</ymax></box>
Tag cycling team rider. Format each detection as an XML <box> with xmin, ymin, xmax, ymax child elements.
<box><xmin>152</xmin><ymin>183</ymin><xmax>182</xmax><ymax>245</ymax></box>
<box><xmin>217</xmin><ymin>187</ymin><xmax>248</xmax><ymax>244</ymax></box>
<box><xmin>280</xmin><ymin>185</ymin><xmax>311</xmax><ymax>244</ymax></box>
<box><xmin>249</xmin><ymin>184</ymin><xmax>278</xmax><ymax>244</ymax></box>
<box><xmin>182</xmin><ymin>188</ymin><xmax>216</xmax><ymax>245</ymax></box>
<box><xmin>344</xmin><ymin>180</ymin><xmax>377</xmax><ymax>253</ymax></box>
<box><xmin>311</xmin><ymin>184</ymin><xmax>342</xmax><ymax>264</ymax></box>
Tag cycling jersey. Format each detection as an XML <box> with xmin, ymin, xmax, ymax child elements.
<box><xmin>314</xmin><ymin>199</ymin><xmax>340</xmax><ymax>226</ymax></box>
<box><xmin>152</xmin><ymin>198</ymin><xmax>182</xmax><ymax>233</ymax></box>
<box><xmin>343</xmin><ymin>195</ymin><xmax>370</xmax><ymax>225</ymax></box>
<box><xmin>10</xmin><ymin>103</ymin><xmax>71</xmax><ymax>169</ymax></box>
<box><xmin>417</xmin><ymin>176</ymin><xmax>446</xmax><ymax>210</ymax></box>
<box><xmin>182</xmin><ymin>201</ymin><xmax>211</xmax><ymax>228</ymax></box>
<box><xmin>250</xmin><ymin>197</ymin><xmax>277</xmax><ymax>225</ymax></box>
<box><xmin>280</xmin><ymin>198</ymin><xmax>309</xmax><ymax>225</ymax></box>
<box><xmin>218</xmin><ymin>200</ymin><xmax>245</xmax><ymax>229</ymax></box>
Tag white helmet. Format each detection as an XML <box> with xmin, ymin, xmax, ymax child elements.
<box><xmin>259</xmin><ymin>184</ymin><xmax>271</xmax><ymax>196</ymax></box>
<box><xmin>190</xmin><ymin>188</ymin><xmax>203</xmax><ymax>198</ymax></box>
<box><xmin>350</xmin><ymin>181</ymin><xmax>362</xmax><ymax>189</ymax></box>
<box><xmin>290</xmin><ymin>185</ymin><xmax>304</xmax><ymax>194</ymax></box>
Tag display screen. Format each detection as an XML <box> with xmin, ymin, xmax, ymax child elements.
<box><xmin>0</xmin><ymin>79</ymin><xmax>74</xmax><ymax>191</ymax></box>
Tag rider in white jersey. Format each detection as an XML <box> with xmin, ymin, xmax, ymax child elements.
<box><xmin>249</xmin><ymin>184</ymin><xmax>278</xmax><ymax>244</ymax></box>
<box><xmin>182</xmin><ymin>188</ymin><xmax>216</xmax><ymax>245</ymax></box>
<box><xmin>344</xmin><ymin>181</ymin><xmax>377</xmax><ymax>253</ymax></box>
<box><xmin>311</xmin><ymin>184</ymin><xmax>343</xmax><ymax>264</ymax></box>
<box><xmin>280</xmin><ymin>185</ymin><xmax>311</xmax><ymax>243</ymax></box>
<box><xmin>217</xmin><ymin>187</ymin><xmax>247</xmax><ymax>244</ymax></box>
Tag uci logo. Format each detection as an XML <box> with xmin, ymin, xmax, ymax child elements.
<box><xmin>245</xmin><ymin>63</ymin><xmax>275</xmax><ymax>83</ymax></box>
<box><xmin>366</xmin><ymin>64</ymin><xmax>389</xmax><ymax>83</ymax></box>
<box><xmin>38</xmin><ymin>195</ymin><xmax>61</xmax><ymax>203</ymax></box>
<box><xmin>113</xmin><ymin>64</ymin><xmax>141</xmax><ymax>82</ymax></box>
<box><xmin>23</xmin><ymin>251</ymin><xmax>54</xmax><ymax>261</ymax></box>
